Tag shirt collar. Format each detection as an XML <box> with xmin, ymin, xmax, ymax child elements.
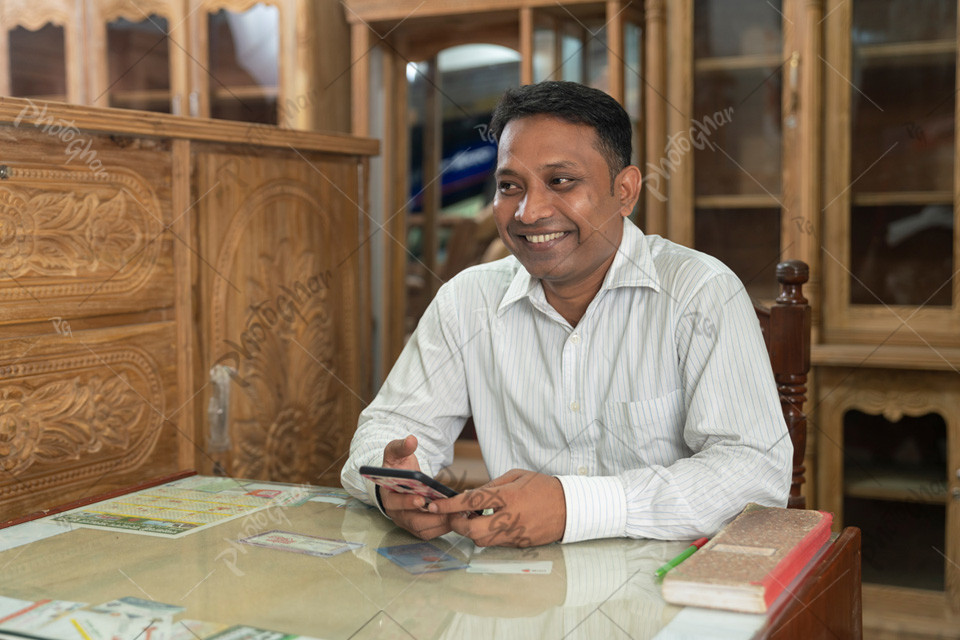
<box><xmin>496</xmin><ymin>217</ymin><xmax>661</xmax><ymax>316</ymax></box>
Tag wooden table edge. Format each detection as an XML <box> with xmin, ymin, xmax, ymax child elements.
<box><xmin>0</xmin><ymin>469</ymin><xmax>198</xmax><ymax>529</ymax></box>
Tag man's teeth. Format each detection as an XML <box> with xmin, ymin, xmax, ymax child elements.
<box><xmin>526</xmin><ymin>232</ymin><xmax>565</xmax><ymax>244</ymax></box>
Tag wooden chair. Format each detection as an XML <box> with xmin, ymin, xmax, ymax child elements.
<box><xmin>754</xmin><ymin>260</ymin><xmax>811</xmax><ymax>509</ymax></box>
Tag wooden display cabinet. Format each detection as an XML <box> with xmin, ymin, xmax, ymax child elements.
<box><xmin>0</xmin><ymin>96</ymin><xmax>377</xmax><ymax>520</ymax></box>
<box><xmin>1</xmin><ymin>0</ymin><xmax>351</xmax><ymax>130</ymax></box>
<box><xmin>814</xmin><ymin>0</ymin><xmax>960</xmax><ymax>631</ymax></box>
<box><xmin>0</xmin><ymin>0</ymin><xmax>85</xmax><ymax>104</ymax></box>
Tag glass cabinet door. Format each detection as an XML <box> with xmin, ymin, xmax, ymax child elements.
<box><xmin>6</xmin><ymin>24</ymin><xmax>69</xmax><ymax>102</ymax></box>
<box><xmin>848</xmin><ymin>1</ymin><xmax>955</xmax><ymax>307</ymax></box>
<box><xmin>202</xmin><ymin>2</ymin><xmax>280</xmax><ymax>124</ymax></box>
<box><xmin>1</xmin><ymin>0</ymin><xmax>82</xmax><ymax>104</ymax></box>
<box><xmin>103</xmin><ymin>16</ymin><xmax>173</xmax><ymax>113</ymax></box>
<box><xmin>823</xmin><ymin>0</ymin><xmax>959</xmax><ymax>343</ymax></box>
<box><xmin>691</xmin><ymin>0</ymin><xmax>785</xmax><ymax>302</ymax></box>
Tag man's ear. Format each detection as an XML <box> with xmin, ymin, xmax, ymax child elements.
<box><xmin>616</xmin><ymin>165</ymin><xmax>642</xmax><ymax>217</ymax></box>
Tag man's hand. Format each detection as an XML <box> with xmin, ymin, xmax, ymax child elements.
<box><xmin>428</xmin><ymin>469</ymin><xmax>566</xmax><ymax>547</ymax></box>
<box><xmin>379</xmin><ymin>435</ymin><xmax>452</xmax><ymax>540</ymax></box>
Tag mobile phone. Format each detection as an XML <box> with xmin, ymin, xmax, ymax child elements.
<box><xmin>359</xmin><ymin>466</ymin><xmax>459</xmax><ymax>501</ymax></box>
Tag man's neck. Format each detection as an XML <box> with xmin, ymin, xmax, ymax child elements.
<box><xmin>542</xmin><ymin>255</ymin><xmax>617</xmax><ymax>326</ymax></box>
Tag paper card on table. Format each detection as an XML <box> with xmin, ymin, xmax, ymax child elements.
<box><xmin>90</xmin><ymin>595</ymin><xmax>185</xmax><ymax>618</ymax></box>
<box><xmin>238</xmin><ymin>530</ymin><xmax>362</xmax><ymax>558</ymax></box>
<box><xmin>308</xmin><ymin>489</ymin><xmax>352</xmax><ymax>506</ymax></box>
<box><xmin>204</xmin><ymin>624</ymin><xmax>324</xmax><ymax>639</ymax></box>
<box><xmin>0</xmin><ymin>598</ymin><xmax>87</xmax><ymax>631</ymax></box>
<box><xmin>466</xmin><ymin>560</ymin><xmax>553</xmax><ymax>574</ymax></box>
<box><xmin>377</xmin><ymin>542</ymin><xmax>467</xmax><ymax>574</ymax></box>
<box><xmin>31</xmin><ymin>610</ymin><xmax>130</xmax><ymax>640</ymax></box>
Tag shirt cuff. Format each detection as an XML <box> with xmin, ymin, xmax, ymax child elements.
<box><xmin>556</xmin><ymin>475</ymin><xmax>628</xmax><ymax>544</ymax></box>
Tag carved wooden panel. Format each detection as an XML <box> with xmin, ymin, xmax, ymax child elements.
<box><xmin>0</xmin><ymin>122</ymin><xmax>174</xmax><ymax>324</ymax></box>
<box><xmin>195</xmin><ymin>147</ymin><xmax>364</xmax><ymax>487</ymax></box>
<box><xmin>0</xmin><ymin>322</ymin><xmax>180</xmax><ymax>520</ymax></box>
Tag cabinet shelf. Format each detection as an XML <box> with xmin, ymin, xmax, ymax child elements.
<box><xmin>694</xmin><ymin>53</ymin><xmax>782</xmax><ymax>73</ymax></box>
<box><xmin>856</xmin><ymin>39</ymin><xmax>956</xmax><ymax>64</ymax></box>
<box><xmin>845</xmin><ymin>466</ymin><xmax>947</xmax><ymax>504</ymax></box>
<box><xmin>110</xmin><ymin>89</ymin><xmax>172</xmax><ymax>106</ymax></box>
<box><xmin>695</xmin><ymin>194</ymin><xmax>781</xmax><ymax>209</ymax></box>
<box><xmin>212</xmin><ymin>85</ymin><xmax>279</xmax><ymax>100</ymax></box>
<box><xmin>852</xmin><ymin>191</ymin><xmax>953</xmax><ymax>206</ymax></box>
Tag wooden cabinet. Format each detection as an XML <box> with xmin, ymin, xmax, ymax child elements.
<box><xmin>1</xmin><ymin>0</ymin><xmax>351</xmax><ymax>131</ymax></box>
<box><xmin>814</xmin><ymin>0</ymin><xmax>960</xmax><ymax>626</ymax></box>
<box><xmin>660</xmin><ymin>0</ymin><xmax>960</xmax><ymax>628</ymax></box>
<box><xmin>0</xmin><ymin>97</ymin><xmax>377</xmax><ymax>520</ymax></box>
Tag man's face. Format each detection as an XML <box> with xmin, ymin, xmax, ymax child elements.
<box><xmin>493</xmin><ymin>114</ymin><xmax>633</xmax><ymax>292</ymax></box>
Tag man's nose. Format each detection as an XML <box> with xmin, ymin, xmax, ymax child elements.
<box><xmin>515</xmin><ymin>183</ymin><xmax>556</xmax><ymax>224</ymax></box>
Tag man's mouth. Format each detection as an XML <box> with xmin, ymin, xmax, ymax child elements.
<box><xmin>524</xmin><ymin>231</ymin><xmax>567</xmax><ymax>244</ymax></box>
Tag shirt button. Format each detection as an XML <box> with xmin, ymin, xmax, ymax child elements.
<box><xmin>578</xmin><ymin>466</ymin><xmax>588</xmax><ymax>475</ymax></box>
<box><xmin>570</xmin><ymin>333</ymin><xmax>581</xmax><ymax>345</ymax></box>
<box><xmin>569</xmin><ymin>400</ymin><xmax>580</xmax><ymax>412</ymax></box>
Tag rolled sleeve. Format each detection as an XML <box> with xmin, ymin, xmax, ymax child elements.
<box><xmin>556</xmin><ymin>475</ymin><xmax>628</xmax><ymax>543</ymax></box>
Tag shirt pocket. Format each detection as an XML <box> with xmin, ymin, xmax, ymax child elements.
<box><xmin>599</xmin><ymin>389</ymin><xmax>686</xmax><ymax>470</ymax></box>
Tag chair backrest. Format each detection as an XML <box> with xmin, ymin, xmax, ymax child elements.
<box><xmin>754</xmin><ymin>260</ymin><xmax>811</xmax><ymax>509</ymax></box>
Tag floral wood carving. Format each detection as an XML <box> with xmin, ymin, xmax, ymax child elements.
<box><xmin>3</xmin><ymin>0</ymin><xmax>76</xmax><ymax>31</ymax></box>
<box><xmin>825</xmin><ymin>369</ymin><xmax>954</xmax><ymax>423</ymax></box>
<box><xmin>0</xmin><ymin>348</ymin><xmax>164</xmax><ymax>488</ymax></box>
<box><xmin>212</xmin><ymin>180</ymin><xmax>344</xmax><ymax>486</ymax></box>
<box><xmin>98</xmin><ymin>0</ymin><xmax>175</xmax><ymax>22</ymax></box>
<box><xmin>0</xmin><ymin>165</ymin><xmax>163</xmax><ymax>300</ymax></box>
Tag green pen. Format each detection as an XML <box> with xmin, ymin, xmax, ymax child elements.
<box><xmin>654</xmin><ymin>536</ymin><xmax>709</xmax><ymax>580</ymax></box>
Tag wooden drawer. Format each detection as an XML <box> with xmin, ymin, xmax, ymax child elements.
<box><xmin>0</xmin><ymin>122</ymin><xmax>174</xmax><ymax>324</ymax></box>
<box><xmin>0</xmin><ymin>322</ymin><xmax>181</xmax><ymax>520</ymax></box>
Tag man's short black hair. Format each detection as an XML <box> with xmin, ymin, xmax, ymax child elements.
<box><xmin>489</xmin><ymin>81</ymin><xmax>632</xmax><ymax>186</ymax></box>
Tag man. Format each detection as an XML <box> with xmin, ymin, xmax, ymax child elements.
<box><xmin>341</xmin><ymin>81</ymin><xmax>791</xmax><ymax>547</ymax></box>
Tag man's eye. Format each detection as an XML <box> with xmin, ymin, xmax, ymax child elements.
<box><xmin>552</xmin><ymin>177</ymin><xmax>574</xmax><ymax>186</ymax></box>
<box><xmin>498</xmin><ymin>182</ymin><xmax>518</xmax><ymax>193</ymax></box>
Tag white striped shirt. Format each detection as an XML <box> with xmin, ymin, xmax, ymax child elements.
<box><xmin>341</xmin><ymin>218</ymin><xmax>792</xmax><ymax>543</ymax></box>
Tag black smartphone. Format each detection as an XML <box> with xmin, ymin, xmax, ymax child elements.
<box><xmin>359</xmin><ymin>466</ymin><xmax>459</xmax><ymax>501</ymax></box>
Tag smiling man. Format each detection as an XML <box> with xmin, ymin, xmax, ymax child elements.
<box><xmin>341</xmin><ymin>81</ymin><xmax>791</xmax><ymax>547</ymax></box>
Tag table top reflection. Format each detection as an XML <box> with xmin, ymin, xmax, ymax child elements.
<box><xmin>0</xmin><ymin>476</ymin><xmax>815</xmax><ymax>640</ymax></box>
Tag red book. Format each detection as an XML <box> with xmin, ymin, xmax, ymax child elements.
<box><xmin>662</xmin><ymin>503</ymin><xmax>834</xmax><ymax>613</ymax></box>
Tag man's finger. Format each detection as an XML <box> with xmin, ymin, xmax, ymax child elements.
<box><xmin>481</xmin><ymin>469</ymin><xmax>526</xmax><ymax>488</ymax></box>
<box><xmin>381</xmin><ymin>491</ymin><xmax>428</xmax><ymax>512</ymax></box>
<box><xmin>383</xmin><ymin>434</ymin><xmax>419</xmax><ymax>467</ymax></box>
<box><xmin>400</xmin><ymin>513</ymin><xmax>452</xmax><ymax>540</ymax></box>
